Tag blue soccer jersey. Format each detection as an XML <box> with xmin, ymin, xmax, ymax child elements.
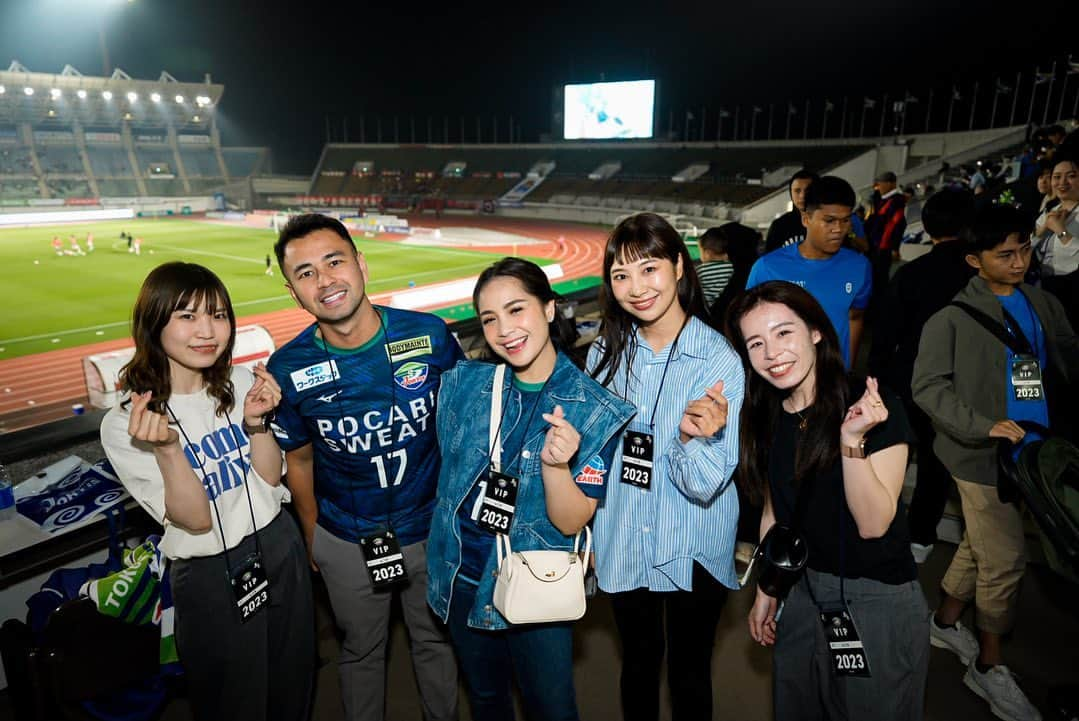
<box><xmin>746</xmin><ymin>243</ymin><xmax>872</xmax><ymax>367</ymax></box>
<box><xmin>268</xmin><ymin>306</ymin><xmax>465</xmax><ymax>544</ymax></box>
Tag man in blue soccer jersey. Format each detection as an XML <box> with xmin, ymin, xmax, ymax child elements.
<box><xmin>747</xmin><ymin>175</ymin><xmax>872</xmax><ymax>367</ymax></box>
<box><xmin>268</xmin><ymin>214</ymin><xmax>462</xmax><ymax>721</ymax></box>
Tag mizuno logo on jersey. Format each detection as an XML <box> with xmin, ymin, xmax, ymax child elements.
<box><xmin>317</xmin><ymin>391</ymin><xmax>343</xmax><ymax>403</ymax></box>
<box><xmin>394</xmin><ymin>362</ymin><xmax>429</xmax><ymax>390</ymax></box>
<box><xmin>290</xmin><ymin>360</ymin><xmax>340</xmax><ymax>392</ymax></box>
<box><xmin>387</xmin><ymin>335</ymin><xmax>432</xmax><ymax>362</ymax></box>
<box><xmin>575</xmin><ymin>455</ymin><xmax>607</xmax><ymax>486</ymax></box>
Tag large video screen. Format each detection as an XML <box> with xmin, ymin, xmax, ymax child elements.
<box><xmin>563</xmin><ymin>80</ymin><xmax>655</xmax><ymax>140</ymax></box>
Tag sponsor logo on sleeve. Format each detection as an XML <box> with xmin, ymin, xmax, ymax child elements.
<box><xmin>845</xmin><ymin>282</ymin><xmax>853</xmax><ymax>294</ymax></box>
<box><xmin>290</xmin><ymin>360</ymin><xmax>340</xmax><ymax>392</ymax></box>
<box><xmin>575</xmin><ymin>455</ymin><xmax>607</xmax><ymax>486</ymax></box>
<box><xmin>393</xmin><ymin>361</ymin><xmax>429</xmax><ymax>390</ymax></box>
<box><xmin>387</xmin><ymin>335</ymin><xmax>432</xmax><ymax>362</ymax></box>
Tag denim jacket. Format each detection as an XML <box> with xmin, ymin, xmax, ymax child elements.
<box><xmin>426</xmin><ymin>352</ymin><xmax>635</xmax><ymax>630</ymax></box>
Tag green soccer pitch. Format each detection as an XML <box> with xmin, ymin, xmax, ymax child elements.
<box><xmin>0</xmin><ymin>218</ymin><xmax>547</xmax><ymax>359</ymax></box>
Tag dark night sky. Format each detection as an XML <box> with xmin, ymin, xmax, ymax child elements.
<box><xmin>1</xmin><ymin>0</ymin><xmax>1074</xmax><ymax>173</ymax></box>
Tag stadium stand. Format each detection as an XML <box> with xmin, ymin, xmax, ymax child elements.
<box><xmin>0</xmin><ymin>62</ymin><xmax>271</xmax><ymax>202</ymax></box>
<box><xmin>310</xmin><ymin>142</ymin><xmax>873</xmax><ymax>210</ymax></box>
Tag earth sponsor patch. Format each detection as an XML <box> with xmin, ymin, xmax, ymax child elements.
<box><xmin>575</xmin><ymin>455</ymin><xmax>607</xmax><ymax>486</ymax></box>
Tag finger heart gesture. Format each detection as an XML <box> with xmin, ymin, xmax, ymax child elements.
<box><xmin>540</xmin><ymin>405</ymin><xmax>581</xmax><ymax>467</ymax></box>
<box><xmin>127</xmin><ymin>391</ymin><xmax>179</xmax><ymax>448</ymax></box>
<box><xmin>679</xmin><ymin>380</ymin><xmax>728</xmax><ymax>441</ymax></box>
<box><xmin>243</xmin><ymin>363</ymin><xmax>283</xmax><ymax>426</ymax></box>
<box><xmin>840</xmin><ymin>376</ymin><xmax>888</xmax><ymax>445</ymax></box>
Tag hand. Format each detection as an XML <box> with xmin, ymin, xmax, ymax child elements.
<box><xmin>679</xmin><ymin>380</ymin><xmax>728</xmax><ymax>443</ymax></box>
<box><xmin>1045</xmin><ymin>207</ymin><xmax>1068</xmax><ymax>235</ymax></box>
<box><xmin>540</xmin><ymin>405</ymin><xmax>581</xmax><ymax>466</ymax></box>
<box><xmin>127</xmin><ymin>391</ymin><xmax>180</xmax><ymax>449</ymax></box>
<box><xmin>243</xmin><ymin>363</ymin><xmax>282</xmax><ymax>427</ymax></box>
<box><xmin>989</xmin><ymin>420</ymin><xmax>1026</xmax><ymax>444</ymax></box>
<box><xmin>840</xmin><ymin>376</ymin><xmax>888</xmax><ymax>448</ymax></box>
<box><xmin>748</xmin><ymin>587</ymin><xmax>778</xmax><ymax>646</ymax></box>
<box><xmin>305</xmin><ymin>532</ymin><xmax>319</xmax><ymax>573</ymax></box>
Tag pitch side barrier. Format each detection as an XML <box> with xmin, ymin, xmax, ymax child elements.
<box><xmin>0</xmin><ymin>208</ymin><xmax>135</xmax><ymax>227</ymax></box>
<box><xmin>82</xmin><ymin>324</ymin><xmax>274</xmax><ymax>410</ymax></box>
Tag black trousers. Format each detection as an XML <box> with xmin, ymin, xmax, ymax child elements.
<box><xmin>608</xmin><ymin>563</ymin><xmax>729</xmax><ymax>721</ymax></box>
<box><xmin>170</xmin><ymin>511</ymin><xmax>316</xmax><ymax>721</ymax></box>
<box><xmin>904</xmin><ymin>398</ymin><xmax>953</xmax><ymax>545</ymax></box>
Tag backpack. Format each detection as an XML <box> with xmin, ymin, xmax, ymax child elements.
<box><xmin>998</xmin><ymin>422</ymin><xmax>1079</xmax><ymax>583</ymax></box>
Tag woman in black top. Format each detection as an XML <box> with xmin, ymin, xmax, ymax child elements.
<box><xmin>726</xmin><ymin>280</ymin><xmax>929</xmax><ymax>721</ymax></box>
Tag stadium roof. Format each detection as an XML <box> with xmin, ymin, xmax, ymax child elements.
<box><xmin>0</xmin><ymin>61</ymin><xmax>224</xmax><ymax>130</ymax></box>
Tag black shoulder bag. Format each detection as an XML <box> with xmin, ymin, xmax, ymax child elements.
<box><xmin>740</xmin><ymin>473</ymin><xmax>816</xmax><ymax>600</ymax></box>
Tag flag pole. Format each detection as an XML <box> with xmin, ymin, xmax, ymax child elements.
<box><xmin>1042</xmin><ymin>60</ymin><xmax>1058</xmax><ymax>125</ymax></box>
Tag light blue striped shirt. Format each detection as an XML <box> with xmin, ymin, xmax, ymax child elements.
<box><xmin>587</xmin><ymin>316</ymin><xmax>744</xmax><ymax>593</ymax></box>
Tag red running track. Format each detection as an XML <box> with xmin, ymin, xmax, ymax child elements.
<box><xmin>0</xmin><ymin>215</ymin><xmax>608</xmax><ymax>431</ymax></box>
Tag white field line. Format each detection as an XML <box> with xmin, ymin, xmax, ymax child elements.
<box><xmin>0</xmin><ymin>259</ymin><xmax>497</xmax><ymax>345</ymax></box>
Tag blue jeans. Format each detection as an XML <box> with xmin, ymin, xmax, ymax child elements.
<box><xmin>446</xmin><ymin>579</ymin><xmax>580</xmax><ymax>721</ymax></box>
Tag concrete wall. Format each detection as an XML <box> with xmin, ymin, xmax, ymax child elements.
<box><xmin>496</xmin><ymin>202</ymin><xmax>722</xmax><ymax>230</ymax></box>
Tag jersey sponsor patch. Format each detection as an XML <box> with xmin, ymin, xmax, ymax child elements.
<box><xmin>845</xmin><ymin>282</ymin><xmax>853</xmax><ymax>294</ymax></box>
<box><xmin>270</xmin><ymin>421</ymin><xmax>289</xmax><ymax>440</ymax></box>
<box><xmin>575</xmin><ymin>455</ymin><xmax>607</xmax><ymax>486</ymax></box>
<box><xmin>290</xmin><ymin>360</ymin><xmax>340</xmax><ymax>392</ymax></box>
<box><xmin>387</xmin><ymin>335</ymin><xmax>432</xmax><ymax>362</ymax></box>
<box><xmin>394</xmin><ymin>362</ymin><xmax>429</xmax><ymax>390</ymax></box>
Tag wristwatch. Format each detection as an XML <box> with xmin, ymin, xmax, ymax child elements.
<box><xmin>243</xmin><ymin>414</ymin><xmax>272</xmax><ymax>435</ymax></box>
<box><xmin>841</xmin><ymin>437</ymin><xmax>867</xmax><ymax>458</ymax></box>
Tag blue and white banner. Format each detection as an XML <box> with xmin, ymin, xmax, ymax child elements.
<box><xmin>15</xmin><ymin>456</ymin><xmax>130</xmax><ymax>533</ymax></box>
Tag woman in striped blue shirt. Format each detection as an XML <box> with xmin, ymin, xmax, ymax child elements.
<box><xmin>587</xmin><ymin>212</ymin><xmax>745</xmax><ymax>721</ymax></box>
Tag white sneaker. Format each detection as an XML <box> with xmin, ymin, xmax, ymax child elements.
<box><xmin>964</xmin><ymin>662</ymin><xmax>1042</xmax><ymax>721</ymax></box>
<box><xmin>911</xmin><ymin>542</ymin><xmax>934</xmax><ymax>564</ymax></box>
<box><xmin>929</xmin><ymin>613</ymin><xmax>980</xmax><ymax>665</ymax></box>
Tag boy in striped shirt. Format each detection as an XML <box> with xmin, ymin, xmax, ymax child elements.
<box><xmin>696</xmin><ymin>226</ymin><xmax>736</xmax><ymax>307</ymax></box>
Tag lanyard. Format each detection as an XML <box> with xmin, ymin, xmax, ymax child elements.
<box><xmin>623</xmin><ymin>322</ymin><xmax>686</xmax><ymax>432</ymax></box>
<box><xmin>167</xmin><ymin>405</ymin><xmax>263</xmax><ymax>577</ymax></box>
<box><xmin>802</xmin><ymin>472</ymin><xmax>850</xmax><ymax>610</ymax></box>
<box><xmin>487</xmin><ymin>366</ymin><xmax>550</xmax><ymax>476</ymax></box>
<box><xmin>320</xmin><ymin>309</ymin><xmax>399</xmax><ymax>531</ymax></box>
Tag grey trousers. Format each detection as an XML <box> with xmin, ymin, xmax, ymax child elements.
<box><xmin>772</xmin><ymin>569</ymin><xmax>930</xmax><ymax>721</ymax></box>
<box><xmin>171</xmin><ymin>511</ymin><xmax>315</xmax><ymax>721</ymax></box>
<box><xmin>312</xmin><ymin>524</ymin><xmax>458</xmax><ymax>721</ymax></box>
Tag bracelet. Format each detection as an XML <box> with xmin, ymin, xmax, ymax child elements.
<box><xmin>242</xmin><ymin>416</ymin><xmax>270</xmax><ymax>435</ymax></box>
<box><xmin>841</xmin><ymin>437</ymin><xmax>867</xmax><ymax>458</ymax></box>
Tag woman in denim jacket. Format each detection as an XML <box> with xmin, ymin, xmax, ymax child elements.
<box><xmin>426</xmin><ymin>258</ymin><xmax>634</xmax><ymax>721</ymax></box>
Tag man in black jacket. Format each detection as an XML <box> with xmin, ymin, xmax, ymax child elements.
<box><xmin>764</xmin><ymin>169</ymin><xmax>817</xmax><ymax>253</ymax></box>
<box><xmin>868</xmin><ymin>187</ymin><xmax>976</xmax><ymax>561</ymax></box>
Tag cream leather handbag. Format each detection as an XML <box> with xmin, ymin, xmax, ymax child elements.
<box><xmin>486</xmin><ymin>364</ymin><xmax>593</xmax><ymax>624</ymax></box>
<box><xmin>493</xmin><ymin>526</ymin><xmax>592</xmax><ymax>624</ymax></box>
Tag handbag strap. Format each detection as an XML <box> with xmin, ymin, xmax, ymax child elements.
<box><xmin>495</xmin><ymin>526</ymin><xmax>592</xmax><ymax>568</ymax></box>
<box><xmin>573</xmin><ymin>525</ymin><xmax>592</xmax><ymax>563</ymax></box>
<box><xmin>489</xmin><ymin>364</ymin><xmax>507</xmax><ymax>472</ymax></box>
<box><xmin>496</xmin><ymin>532</ymin><xmax>512</xmax><ymax>567</ymax></box>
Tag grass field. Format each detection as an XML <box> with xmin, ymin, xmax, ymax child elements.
<box><xmin>0</xmin><ymin>218</ymin><xmax>548</xmax><ymax>359</ymax></box>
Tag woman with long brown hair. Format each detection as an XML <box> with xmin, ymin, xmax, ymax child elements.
<box><xmin>100</xmin><ymin>262</ymin><xmax>314</xmax><ymax>721</ymax></box>
<box><xmin>727</xmin><ymin>280</ymin><xmax>928</xmax><ymax>721</ymax></box>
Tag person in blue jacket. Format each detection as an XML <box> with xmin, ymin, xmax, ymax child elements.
<box><xmin>426</xmin><ymin>257</ymin><xmax>634</xmax><ymax>721</ymax></box>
